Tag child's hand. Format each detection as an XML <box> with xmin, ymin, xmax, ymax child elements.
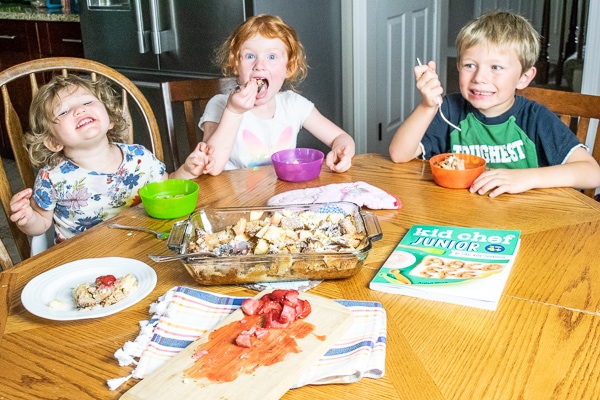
<box><xmin>325</xmin><ymin>145</ymin><xmax>353</xmax><ymax>173</ymax></box>
<box><xmin>470</xmin><ymin>169</ymin><xmax>534</xmax><ymax>197</ymax></box>
<box><xmin>414</xmin><ymin>60</ymin><xmax>444</xmax><ymax>108</ymax></box>
<box><xmin>9</xmin><ymin>188</ymin><xmax>35</xmax><ymax>227</ymax></box>
<box><xmin>226</xmin><ymin>80</ymin><xmax>260</xmax><ymax>114</ymax></box>
<box><xmin>182</xmin><ymin>142</ymin><xmax>216</xmax><ymax>177</ymax></box>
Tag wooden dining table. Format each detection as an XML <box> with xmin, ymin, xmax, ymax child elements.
<box><xmin>1</xmin><ymin>153</ymin><xmax>600</xmax><ymax>400</ymax></box>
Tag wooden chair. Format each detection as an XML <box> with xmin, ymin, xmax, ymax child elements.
<box><xmin>0</xmin><ymin>57</ymin><xmax>165</xmax><ymax>261</ymax></box>
<box><xmin>517</xmin><ymin>86</ymin><xmax>600</xmax><ymax>198</ymax></box>
<box><xmin>161</xmin><ymin>77</ymin><xmax>237</xmax><ymax>170</ymax></box>
<box><xmin>0</xmin><ymin>235</ymin><xmax>14</xmax><ymax>271</ymax></box>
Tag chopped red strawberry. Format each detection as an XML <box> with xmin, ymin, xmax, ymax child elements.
<box><xmin>95</xmin><ymin>275</ymin><xmax>116</xmax><ymax>287</ymax></box>
<box><xmin>192</xmin><ymin>349</ymin><xmax>209</xmax><ymax>359</ymax></box>
<box><xmin>235</xmin><ymin>333</ymin><xmax>252</xmax><ymax>348</ymax></box>
<box><xmin>254</xmin><ymin>327</ymin><xmax>269</xmax><ymax>339</ymax></box>
<box><xmin>278</xmin><ymin>304</ymin><xmax>297</xmax><ymax>324</ymax></box>
<box><xmin>241</xmin><ymin>326</ymin><xmax>256</xmax><ymax>335</ymax></box>
<box><xmin>296</xmin><ymin>299</ymin><xmax>311</xmax><ymax>319</ymax></box>
<box><xmin>264</xmin><ymin>309</ymin><xmax>290</xmax><ymax>329</ymax></box>
<box><xmin>261</xmin><ymin>299</ymin><xmax>283</xmax><ymax>314</ymax></box>
<box><xmin>236</xmin><ymin>289</ymin><xmax>311</xmax><ymax>346</ymax></box>
<box><xmin>284</xmin><ymin>289</ymin><xmax>299</xmax><ymax>305</ymax></box>
<box><xmin>266</xmin><ymin>289</ymin><xmax>289</xmax><ymax>302</ymax></box>
<box><xmin>235</xmin><ymin>326</ymin><xmax>270</xmax><ymax>348</ymax></box>
<box><xmin>240</xmin><ymin>298</ymin><xmax>263</xmax><ymax>316</ymax></box>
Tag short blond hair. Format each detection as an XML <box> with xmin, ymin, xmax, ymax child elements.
<box><xmin>26</xmin><ymin>74</ymin><xmax>128</xmax><ymax>168</ymax></box>
<box><xmin>215</xmin><ymin>14</ymin><xmax>308</xmax><ymax>90</ymax></box>
<box><xmin>455</xmin><ymin>11</ymin><xmax>540</xmax><ymax>73</ymax></box>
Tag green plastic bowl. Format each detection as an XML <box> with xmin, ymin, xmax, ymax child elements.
<box><xmin>139</xmin><ymin>180</ymin><xmax>199</xmax><ymax>219</ymax></box>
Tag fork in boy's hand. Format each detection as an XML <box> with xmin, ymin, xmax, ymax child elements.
<box><xmin>416</xmin><ymin>58</ymin><xmax>461</xmax><ymax>132</ymax></box>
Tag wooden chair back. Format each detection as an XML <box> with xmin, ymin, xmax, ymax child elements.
<box><xmin>0</xmin><ymin>234</ymin><xmax>14</xmax><ymax>271</ymax></box>
<box><xmin>517</xmin><ymin>86</ymin><xmax>600</xmax><ymax>198</ymax></box>
<box><xmin>0</xmin><ymin>57</ymin><xmax>165</xmax><ymax>262</ymax></box>
<box><xmin>161</xmin><ymin>77</ymin><xmax>237</xmax><ymax>170</ymax></box>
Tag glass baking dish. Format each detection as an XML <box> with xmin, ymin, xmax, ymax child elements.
<box><xmin>164</xmin><ymin>202</ymin><xmax>383</xmax><ymax>285</ymax></box>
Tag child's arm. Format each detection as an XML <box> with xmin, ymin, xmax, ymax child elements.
<box><xmin>203</xmin><ymin>81</ymin><xmax>260</xmax><ymax>175</ymax></box>
<box><xmin>302</xmin><ymin>107</ymin><xmax>355</xmax><ymax>173</ymax></box>
<box><xmin>470</xmin><ymin>147</ymin><xmax>600</xmax><ymax>197</ymax></box>
<box><xmin>9</xmin><ymin>188</ymin><xmax>54</xmax><ymax>236</ymax></box>
<box><xmin>389</xmin><ymin>61</ymin><xmax>444</xmax><ymax>163</ymax></box>
<box><xmin>169</xmin><ymin>142</ymin><xmax>216</xmax><ymax>179</ymax></box>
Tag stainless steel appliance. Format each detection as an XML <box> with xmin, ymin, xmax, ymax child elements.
<box><xmin>79</xmin><ymin>0</ymin><xmax>343</xmax><ymax>168</ymax></box>
<box><xmin>79</xmin><ymin>0</ymin><xmax>250</xmax><ymax>78</ymax></box>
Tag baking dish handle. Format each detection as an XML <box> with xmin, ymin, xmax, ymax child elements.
<box><xmin>361</xmin><ymin>211</ymin><xmax>383</xmax><ymax>242</ymax></box>
<box><xmin>166</xmin><ymin>220</ymin><xmax>189</xmax><ymax>251</ymax></box>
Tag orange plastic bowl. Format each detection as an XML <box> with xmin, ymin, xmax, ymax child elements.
<box><xmin>429</xmin><ymin>153</ymin><xmax>486</xmax><ymax>189</ymax></box>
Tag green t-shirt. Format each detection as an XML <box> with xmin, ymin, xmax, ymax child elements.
<box><xmin>421</xmin><ymin>94</ymin><xmax>583</xmax><ymax>168</ymax></box>
<box><xmin>450</xmin><ymin>114</ymin><xmax>538</xmax><ymax>168</ymax></box>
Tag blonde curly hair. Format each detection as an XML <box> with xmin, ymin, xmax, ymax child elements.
<box><xmin>26</xmin><ymin>74</ymin><xmax>129</xmax><ymax>168</ymax></box>
<box><xmin>214</xmin><ymin>14</ymin><xmax>308</xmax><ymax>91</ymax></box>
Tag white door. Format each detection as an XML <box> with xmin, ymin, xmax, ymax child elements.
<box><xmin>359</xmin><ymin>0</ymin><xmax>446</xmax><ymax>155</ymax></box>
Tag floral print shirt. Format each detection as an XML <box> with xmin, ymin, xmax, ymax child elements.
<box><xmin>33</xmin><ymin>143</ymin><xmax>166</xmax><ymax>243</ymax></box>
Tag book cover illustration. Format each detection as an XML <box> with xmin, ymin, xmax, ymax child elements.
<box><xmin>369</xmin><ymin>225</ymin><xmax>521</xmax><ymax>310</ymax></box>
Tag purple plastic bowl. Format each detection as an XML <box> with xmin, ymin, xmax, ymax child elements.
<box><xmin>271</xmin><ymin>148</ymin><xmax>324</xmax><ymax>182</ymax></box>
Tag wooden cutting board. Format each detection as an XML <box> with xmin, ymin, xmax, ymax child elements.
<box><xmin>121</xmin><ymin>291</ymin><xmax>354</xmax><ymax>400</ymax></box>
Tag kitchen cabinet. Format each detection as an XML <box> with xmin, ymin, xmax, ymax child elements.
<box><xmin>0</xmin><ymin>20</ymin><xmax>84</xmax><ymax>158</ymax></box>
<box><xmin>0</xmin><ymin>20</ymin><xmax>35</xmax><ymax>73</ymax></box>
<box><xmin>38</xmin><ymin>21</ymin><xmax>84</xmax><ymax>59</ymax></box>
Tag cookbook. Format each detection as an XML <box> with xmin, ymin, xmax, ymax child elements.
<box><xmin>369</xmin><ymin>225</ymin><xmax>521</xmax><ymax>310</ymax></box>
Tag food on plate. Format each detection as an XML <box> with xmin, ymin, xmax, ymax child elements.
<box><xmin>236</xmin><ymin>289</ymin><xmax>312</xmax><ymax>348</ymax></box>
<box><xmin>73</xmin><ymin>274</ymin><xmax>137</xmax><ymax>310</ymax></box>
<box><xmin>186</xmin><ymin>209</ymin><xmax>366</xmax><ymax>257</ymax></box>
<box><xmin>48</xmin><ymin>299</ymin><xmax>66</xmax><ymax>310</ymax></box>
<box><xmin>434</xmin><ymin>154</ymin><xmax>465</xmax><ymax>170</ymax></box>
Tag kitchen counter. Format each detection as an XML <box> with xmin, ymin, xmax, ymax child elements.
<box><xmin>0</xmin><ymin>3</ymin><xmax>79</xmax><ymax>22</ymax></box>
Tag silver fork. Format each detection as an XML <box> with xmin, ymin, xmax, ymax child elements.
<box><xmin>416</xmin><ymin>58</ymin><xmax>462</xmax><ymax>132</ymax></box>
<box><xmin>108</xmin><ymin>223</ymin><xmax>170</xmax><ymax>240</ymax></box>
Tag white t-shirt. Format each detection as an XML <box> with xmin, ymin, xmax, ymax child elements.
<box><xmin>199</xmin><ymin>90</ymin><xmax>314</xmax><ymax>170</ymax></box>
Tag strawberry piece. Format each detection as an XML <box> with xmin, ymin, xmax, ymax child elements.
<box><xmin>266</xmin><ymin>289</ymin><xmax>288</xmax><ymax>303</ymax></box>
<box><xmin>296</xmin><ymin>299</ymin><xmax>312</xmax><ymax>319</ymax></box>
<box><xmin>261</xmin><ymin>299</ymin><xmax>283</xmax><ymax>315</ymax></box>
<box><xmin>278</xmin><ymin>304</ymin><xmax>297</xmax><ymax>324</ymax></box>
<box><xmin>283</xmin><ymin>290</ymin><xmax>299</xmax><ymax>306</ymax></box>
<box><xmin>264</xmin><ymin>310</ymin><xmax>290</xmax><ymax>329</ymax></box>
<box><xmin>254</xmin><ymin>327</ymin><xmax>269</xmax><ymax>339</ymax></box>
<box><xmin>235</xmin><ymin>333</ymin><xmax>252</xmax><ymax>348</ymax></box>
<box><xmin>240</xmin><ymin>298</ymin><xmax>263</xmax><ymax>316</ymax></box>
<box><xmin>95</xmin><ymin>275</ymin><xmax>116</xmax><ymax>287</ymax></box>
<box><xmin>236</xmin><ymin>289</ymin><xmax>311</xmax><ymax>347</ymax></box>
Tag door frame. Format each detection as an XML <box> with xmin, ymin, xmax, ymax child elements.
<box><xmin>343</xmin><ymin>0</ymin><xmax>447</xmax><ymax>154</ymax></box>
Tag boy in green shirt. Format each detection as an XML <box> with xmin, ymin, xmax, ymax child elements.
<box><xmin>389</xmin><ymin>11</ymin><xmax>600</xmax><ymax>198</ymax></box>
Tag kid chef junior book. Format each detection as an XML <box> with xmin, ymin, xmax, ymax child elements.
<box><xmin>369</xmin><ymin>225</ymin><xmax>521</xmax><ymax>310</ymax></box>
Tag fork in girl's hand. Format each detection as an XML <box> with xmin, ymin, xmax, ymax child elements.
<box><xmin>416</xmin><ymin>58</ymin><xmax>462</xmax><ymax>132</ymax></box>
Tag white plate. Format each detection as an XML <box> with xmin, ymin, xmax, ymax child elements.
<box><xmin>21</xmin><ymin>257</ymin><xmax>157</xmax><ymax>321</ymax></box>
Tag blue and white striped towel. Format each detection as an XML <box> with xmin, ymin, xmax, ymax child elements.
<box><xmin>108</xmin><ymin>286</ymin><xmax>386</xmax><ymax>390</ymax></box>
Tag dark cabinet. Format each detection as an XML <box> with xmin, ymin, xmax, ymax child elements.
<box><xmin>0</xmin><ymin>20</ymin><xmax>84</xmax><ymax>158</ymax></box>
<box><xmin>39</xmin><ymin>21</ymin><xmax>84</xmax><ymax>58</ymax></box>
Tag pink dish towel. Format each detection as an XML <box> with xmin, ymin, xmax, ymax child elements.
<box><xmin>267</xmin><ymin>181</ymin><xmax>401</xmax><ymax>209</ymax></box>
<box><xmin>108</xmin><ymin>286</ymin><xmax>386</xmax><ymax>390</ymax></box>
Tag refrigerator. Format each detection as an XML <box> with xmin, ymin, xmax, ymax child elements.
<box><xmin>79</xmin><ymin>0</ymin><xmax>343</xmax><ymax>168</ymax></box>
